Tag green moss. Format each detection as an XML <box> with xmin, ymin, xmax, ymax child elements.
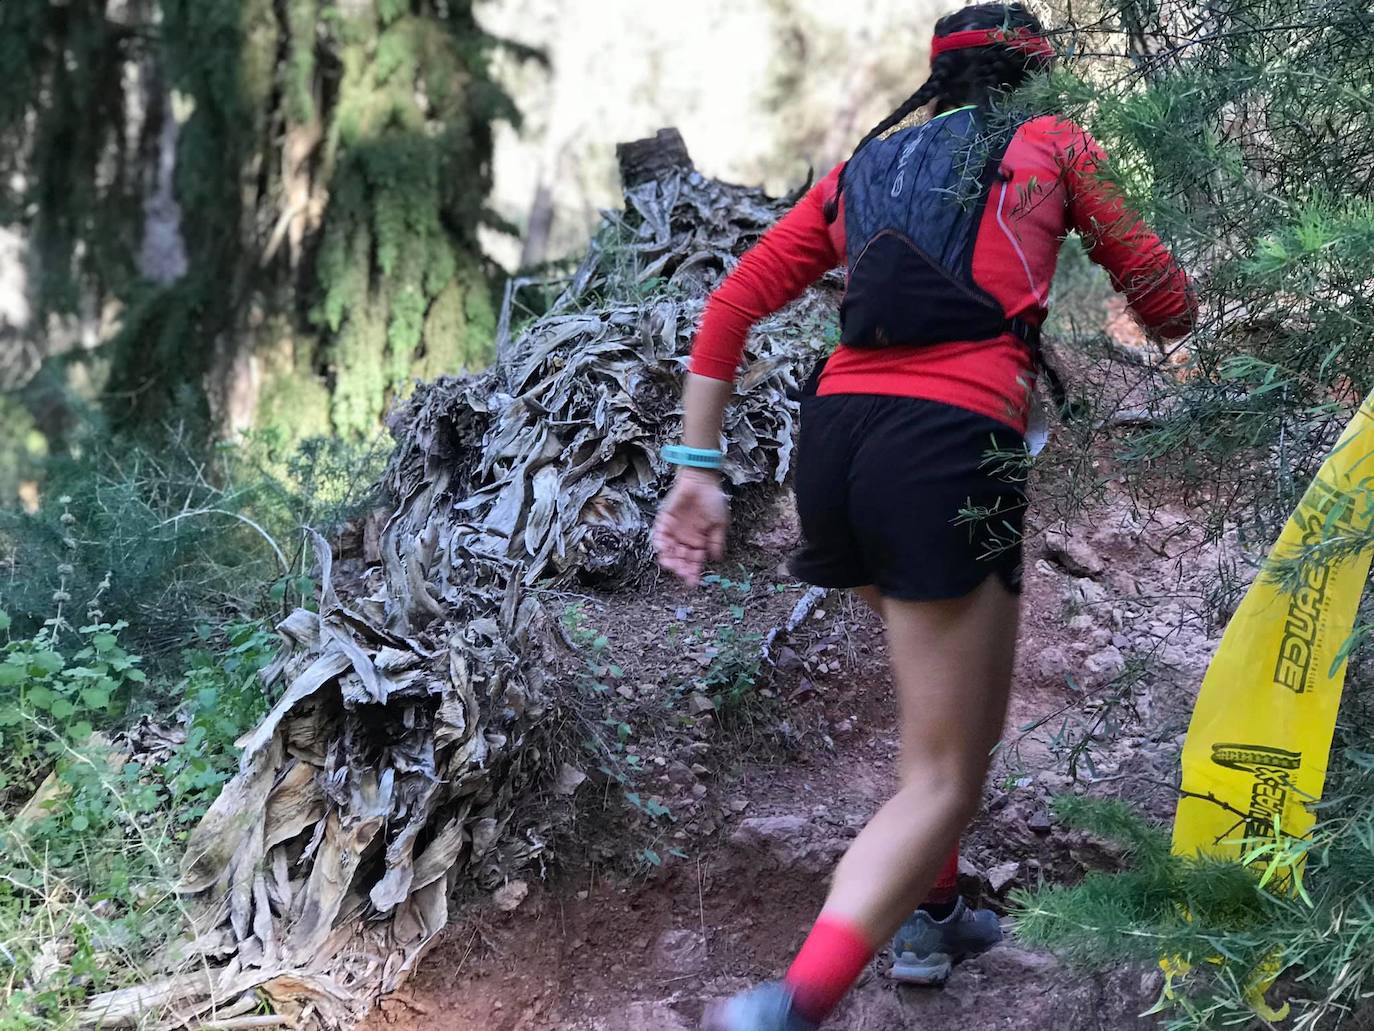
<box><xmin>331</xmin><ymin>301</ymin><xmax>389</xmax><ymax>439</ymax></box>
<box><xmin>311</xmin><ymin>4</ymin><xmax>509</xmax><ymax>437</ymax></box>
<box><xmin>253</xmin><ymin>335</ymin><xmax>334</xmax><ymax>448</ymax></box>
<box><xmin>413</xmin><ymin>256</ymin><xmax>496</xmax><ymax>383</ymax></box>
<box><xmin>9</xmin><ymin>0</ymin><xmax>517</xmax><ymax>444</ymax></box>
<box><xmin>0</xmin><ymin>396</ymin><xmax>46</xmax><ymax>507</ymax></box>
<box><xmin>285</xmin><ymin>0</ymin><xmax>318</xmax><ymax>126</ymax></box>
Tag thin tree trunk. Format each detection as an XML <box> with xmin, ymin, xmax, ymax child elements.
<box><xmin>518</xmin><ymin>174</ymin><xmax>557</xmax><ymax>270</ymax></box>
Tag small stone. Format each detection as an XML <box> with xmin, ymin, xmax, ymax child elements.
<box><xmin>616</xmin><ymin>684</ymin><xmax>636</xmax><ymax>699</ymax></box>
<box><xmin>957</xmin><ymin>855</ymin><xmax>982</xmax><ymax>880</ymax></box>
<box><xmin>552</xmin><ymin>763</ymin><xmax>587</xmax><ymax>796</ymax></box>
<box><xmin>1085</xmin><ymin>646</ymin><xmax>1126</xmax><ymax>676</ymax></box>
<box><xmin>653</xmin><ymin>928</ymin><xmax>707</xmax><ymax>975</ymax></box>
<box><xmin>691</xmin><ymin>763</ymin><xmax>709</xmax><ymax>776</ymax></box>
<box><xmin>1067</xmin><ymin>578</ymin><xmax>1109</xmax><ymax>607</ymax></box>
<box><xmin>692</xmin><ymin>783</ymin><xmax>708</xmax><ymax>799</ymax></box>
<box><xmin>730</xmin><ymin>814</ymin><xmax>811</xmax><ymax>865</ymax></box>
<box><xmin>1140</xmin><ymin>968</ymin><xmax>1165</xmax><ymax>996</ymax></box>
<box><xmin>1037</xmin><ymin>770</ymin><xmax>1073</xmax><ymax>793</ymax></box>
<box><xmin>987</xmin><ymin>861</ymin><xmax>1021</xmax><ymax>893</ymax></box>
<box><xmin>608</xmin><ymin>1002</ymin><xmax>694</xmax><ymax>1031</ymax></box>
<box><xmin>1044</xmin><ymin>522</ymin><xmax>1106</xmax><ymax>577</ymax></box>
<box><xmin>687</xmin><ymin>693</ymin><xmax>716</xmax><ymax>715</ymax></box>
<box><xmin>1027</xmin><ymin>808</ymin><xmax>1053</xmax><ymax>834</ymax></box>
<box><xmin>968</xmin><ymin>945</ymin><xmax>1061</xmax><ymax>977</ymax></box>
<box><xmin>1068</xmin><ymin>614</ymin><xmax>1095</xmax><ymax>631</ymax></box>
<box><xmin>675</xmin><ymin>606</ymin><xmax>693</xmax><ymax>621</ymax></box>
<box><xmin>728</xmin><ymin>799</ymin><xmax>749</xmax><ymax>813</ymax></box>
<box><xmin>493</xmin><ymin>879</ymin><xmax>529</xmax><ymax>912</ymax></box>
<box><xmin>832</xmin><ymin>718</ymin><xmax>854</xmax><ymax>737</ymax></box>
<box><xmin>1035</xmin><ymin>644</ymin><xmax>1073</xmax><ymax>683</ymax></box>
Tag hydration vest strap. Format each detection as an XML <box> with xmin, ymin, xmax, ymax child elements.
<box><xmin>1007</xmin><ymin>316</ymin><xmax>1074</xmax><ymax>422</ymax></box>
<box><xmin>1007</xmin><ymin>317</ymin><xmax>1039</xmax><ymax>348</ymax></box>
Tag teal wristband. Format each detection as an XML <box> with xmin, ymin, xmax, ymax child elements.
<box><xmin>662</xmin><ymin>444</ymin><xmax>724</xmax><ymax>470</ymax></box>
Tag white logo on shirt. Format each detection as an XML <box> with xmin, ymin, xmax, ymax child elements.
<box><xmin>891</xmin><ymin>137</ymin><xmax>920</xmax><ymax>198</ymax></box>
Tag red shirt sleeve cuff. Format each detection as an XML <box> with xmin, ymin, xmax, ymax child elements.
<box><xmin>689</xmin><ymin>351</ymin><xmax>741</xmax><ymax>381</ymax></box>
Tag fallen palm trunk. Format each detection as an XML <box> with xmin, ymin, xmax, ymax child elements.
<box><xmin>96</xmin><ymin>133</ymin><xmax>838</xmax><ymax>1028</ymax></box>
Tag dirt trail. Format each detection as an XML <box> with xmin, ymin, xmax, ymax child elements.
<box><xmin>366</xmin><ymin>483</ymin><xmax>1231</xmax><ymax>1031</ymax></box>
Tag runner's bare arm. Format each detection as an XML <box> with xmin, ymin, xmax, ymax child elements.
<box><xmin>680</xmin><ymin>371</ymin><xmax>734</xmax><ymax>452</ymax></box>
<box><xmin>656</xmin><ymin>168</ymin><xmax>843</xmax><ymax>585</ymax></box>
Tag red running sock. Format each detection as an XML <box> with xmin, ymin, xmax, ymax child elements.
<box><xmin>926</xmin><ymin>844</ymin><xmax>961</xmax><ymax>906</ymax></box>
<box><xmin>784</xmin><ymin>915</ymin><xmax>875</xmax><ymax>1024</ymax></box>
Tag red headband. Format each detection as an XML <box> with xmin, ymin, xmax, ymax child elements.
<box><xmin>930</xmin><ymin>27</ymin><xmax>1055</xmax><ymax>61</ymax></box>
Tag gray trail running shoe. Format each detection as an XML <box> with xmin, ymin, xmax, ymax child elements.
<box><xmin>888</xmin><ymin>898</ymin><xmax>1003</xmax><ymax>986</ymax></box>
<box><xmin>702</xmin><ymin>982</ymin><xmax>818</xmax><ymax>1031</ymax></box>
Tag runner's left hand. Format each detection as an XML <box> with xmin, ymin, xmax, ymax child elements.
<box><xmin>652</xmin><ymin>468</ymin><xmax>729</xmax><ymax>586</ymax></box>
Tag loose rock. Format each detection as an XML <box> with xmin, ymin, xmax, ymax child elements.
<box><xmin>493</xmin><ymin>880</ymin><xmax>529</xmax><ymax>912</ymax></box>
<box><xmin>652</xmin><ymin>928</ymin><xmax>707</xmax><ymax>975</ymax></box>
<box><xmin>987</xmin><ymin>861</ymin><xmax>1021</xmax><ymax>893</ymax></box>
<box><xmin>1044</xmin><ymin>522</ymin><xmax>1106</xmax><ymax>578</ymax></box>
<box><xmin>1085</xmin><ymin>646</ymin><xmax>1126</xmax><ymax>677</ymax></box>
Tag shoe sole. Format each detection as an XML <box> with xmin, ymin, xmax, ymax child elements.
<box><xmin>889</xmin><ymin>952</ymin><xmax>953</xmax><ymax>986</ymax></box>
<box><xmin>889</xmin><ymin>937</ymin><xmax>1005</xmax><ymax>987</ymax></box>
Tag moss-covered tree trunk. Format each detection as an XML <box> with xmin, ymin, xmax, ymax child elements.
<box><xmin>0</xmin><ymin>0</ymin><xmax>520</xmax><ymax>447</ymax></box>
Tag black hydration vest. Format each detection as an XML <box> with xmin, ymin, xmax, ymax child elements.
<box><xmin>838</xmin><ymin>107</ymin><xmax>1038</xmax><ymax>353</ymax></box>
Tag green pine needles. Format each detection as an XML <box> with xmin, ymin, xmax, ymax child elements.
<box><xmin>1016</xmin><ymin>786</ymin><xmax>1374</xmax><ymax>1029</ymax></box>
<box><xmin>1011</xmin><ymin>2</ymin><xmax>1374</xmax><ymax>1026</ymax></box>
<box><xmin>1029</xmin><ymin>0</ymin><xmax>1374</xmax><ymax>539</ymax></box>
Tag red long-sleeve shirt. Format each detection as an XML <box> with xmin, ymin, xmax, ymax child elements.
<box><xmin>689</xmin><ymin>116</ymin><xmax>1196</xmax><ymax>434</ymax></box>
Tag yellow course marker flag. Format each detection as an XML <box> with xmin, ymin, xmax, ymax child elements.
<box><xmin>1168</xmin><ymin>389</ymin><xmax>1374</xmax><ymax>1014</ymax></box>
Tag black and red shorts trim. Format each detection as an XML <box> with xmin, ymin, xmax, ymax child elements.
<box><xmin>789</xmin><ymin>390</ymin><xmax>1028</xmax><ymax>601</ymax></box>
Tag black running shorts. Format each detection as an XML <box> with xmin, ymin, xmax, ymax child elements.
<box><xmin>789</xmin><ymin>392</ymin><xmax>1028</xmax><ymax>600</ymax></box>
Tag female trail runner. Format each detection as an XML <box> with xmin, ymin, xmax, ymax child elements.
<box><xmin>652</xmin><ymin>5</ymin><xmax>1196</xmax><ymax>1029</ymax></box>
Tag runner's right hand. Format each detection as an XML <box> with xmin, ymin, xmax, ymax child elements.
<box><xmin>652</xmin><ymin>468</ymin><xmax>729</xmax><ymax>586</ymax></box>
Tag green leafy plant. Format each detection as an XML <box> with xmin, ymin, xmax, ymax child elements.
<box><xmin>0</xmin><ymin>616</ymin><xmax>142</xmax><ymax>808</ymax></box>
<box><xmin>159</xmin><ymin>622</ymin><xmax>276</xmax><ymax>828</ymax></box>
<box><xmin>694</xmin><ymin>573</ymin><xmax>765</xmax><ymax>716</ymax></box>
<box><xmin>0</xmin><ymin>597</ymin><xmax>276</xmax><ymax>1024</ymax></box>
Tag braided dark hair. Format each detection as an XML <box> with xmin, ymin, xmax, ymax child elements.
<box><xmin>823</xmin><ymin>3</ymin><xmax>1050</xmax><ymax>223</ymax></box>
